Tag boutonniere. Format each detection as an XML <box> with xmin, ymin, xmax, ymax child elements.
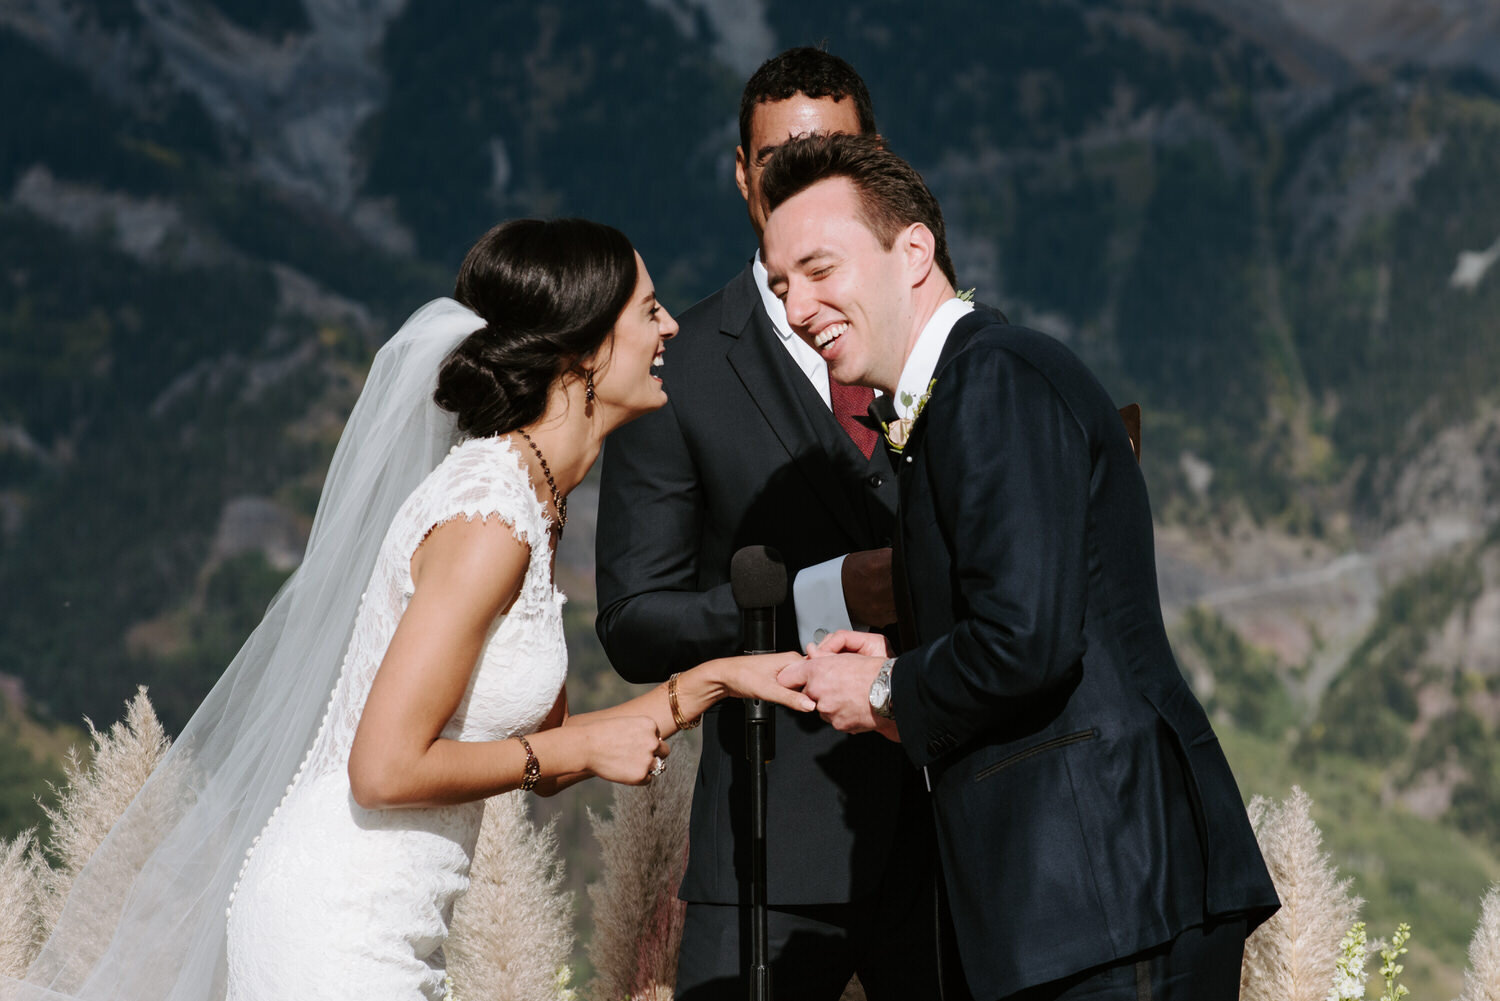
<box><xmin>956</xmin><ymin>287</ymin><xmax>976</xmax><ymax>302</ymax></box>
<box><xmin>881</xmin><ymin>378</ymin><xmax>937</xmax><ymax>452</ymax></box>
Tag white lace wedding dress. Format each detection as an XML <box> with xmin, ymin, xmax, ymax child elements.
<box><xmin>224</xmin><ymin>436</ymin><xmax>567</xmax><ymax>1000</ymax></box>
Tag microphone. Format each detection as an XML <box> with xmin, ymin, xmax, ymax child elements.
<box><xmin>731</xmin><ymin>545</ymin><xmax>785</xmax><ymax>759</ymax></box>
<box><xmin>730</xmin><ymin>545</ymin><xmax>785</xmax><ymax>1001</ymax></box>
<box><xmin>731</xmin><ymin>545</ymin><xmax>786</xmax><ymax>655</ymax></box>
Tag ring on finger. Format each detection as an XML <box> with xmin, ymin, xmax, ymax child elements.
<box><xmin>650</xmin><ymin>755</ymin><xmax>668</xmax><ymax>777</ymax></box>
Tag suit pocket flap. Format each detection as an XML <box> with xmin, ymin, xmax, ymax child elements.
<box><xmin>974</xmin><ymin>728</ymin><xmax>1098</xmax><ymax>782</ymax></box>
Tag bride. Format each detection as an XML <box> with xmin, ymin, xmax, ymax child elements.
<box><xmin>9</xmin><ymin>218</ymin><xmax>812</xmax><ymax>1001</ymax></box>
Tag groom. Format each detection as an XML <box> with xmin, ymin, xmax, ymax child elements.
<box><xmin>765</xmin><ymin>134</ymin><xmax>1280</xmax><ymax>1001</ymax></box>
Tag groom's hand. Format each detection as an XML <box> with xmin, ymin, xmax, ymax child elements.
<box><xmin>841</xmin><ymin>547</ymin><xmax>896</xmax><ymax>627</ymax></box>
<box><xmin>778</xmin><ymin>653</ymin><xmax>888</xmax><ymax>736</ymax></box>
<box><xmin>806</xmin><ymin>628</ymin><xmax>890</xmax><ymax>659</ymax></box>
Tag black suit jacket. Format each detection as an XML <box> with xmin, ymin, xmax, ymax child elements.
<box><xmin>889</xmin><ymin>310</ymin><xmax>1279</xmax><ymax>999</ymax></box>
<box><xmin>596</xmin><ymin>262</ymin><xmax>916</xmax><ymax>905</ymax></box>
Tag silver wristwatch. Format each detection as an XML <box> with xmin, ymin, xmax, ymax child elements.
<box><xmin>868</xmin><ymin>657</ymin><xmax>896</xmax><ymax>720</ymax></box>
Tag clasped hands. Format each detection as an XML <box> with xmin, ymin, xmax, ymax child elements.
<box><xmin>743</xmin><ymin>630</ymin><xmax>899</xmax><ymax>742</ymax></box>
<box><xmin>780</xmin><ymin>630</ymin><xmax>899</xmax><ymax>742</ymax></box>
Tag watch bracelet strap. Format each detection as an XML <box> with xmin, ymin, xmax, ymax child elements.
<box><xmin>873</xmin><ymin>657</ymin><xmax>897</xmax><ymax>718</ymax></box>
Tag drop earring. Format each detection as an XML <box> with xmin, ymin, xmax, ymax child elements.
<box><xmin>584</xmin><ymin>368</ymin><xmax>595</xmax><ymax>418</ymax></box>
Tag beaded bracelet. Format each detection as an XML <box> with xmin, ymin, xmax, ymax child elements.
<box><xmin>668</xmin><ymin>672</ymin><xmax>701</xmax><ymax>730</ymax></box>
<box><xmin>517</xmin><ymin>735</ymin><xmax>541</xmax><ymax>792</ymax></box>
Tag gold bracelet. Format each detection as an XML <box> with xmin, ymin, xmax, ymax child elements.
<box><xmin>668</xmin><ymin>672</ymin><xmax>701</xmax><ymax>730</ymax></box>
<box><xmin>517</xmin><ymin>735</ymin><xmax>541</xmax><ymax>792</ymax></box>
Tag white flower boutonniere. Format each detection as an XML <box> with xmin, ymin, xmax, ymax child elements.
<box><xmin>881</xmin><ymin>378</ymin><xmax>937</xmax><ymax>452</ymax></box>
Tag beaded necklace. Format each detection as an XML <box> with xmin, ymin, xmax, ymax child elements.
<box><xmin>516</xmin><ymin>429</ymin><xmax>566</xmax><ymax>535</ymax></box>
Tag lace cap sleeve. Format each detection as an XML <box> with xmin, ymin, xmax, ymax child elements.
<box><xmin>394</xmin><ymin>437</ymin><xmax>552</xmax><ymax>599</ymax></box>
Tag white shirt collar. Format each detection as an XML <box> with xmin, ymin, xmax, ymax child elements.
<box><xmin>892</xmin><ymin>297</ymin><xmax>974</xmax><ymax>418</ymax></box>
<box><xmin>753</xmin><ymin>251</ymin><xmax>794</xmax><ymax>343</ymax></box>
<box><xmin>752</xmin><ymin>251</ymin><xmax>831</xmax><ymax>408</ymax></box>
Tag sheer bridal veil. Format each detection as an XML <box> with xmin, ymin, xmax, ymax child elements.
<box><xmin>5</xmin><ymin>299</ymin><xmax>484</xmax><ymax>1001</ymax></box>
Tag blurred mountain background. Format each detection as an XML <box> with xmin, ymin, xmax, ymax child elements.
<box><xmin>3</xmin><ymin>0</ymin><xmax>1499</xmax><ymax>991</ymax></box>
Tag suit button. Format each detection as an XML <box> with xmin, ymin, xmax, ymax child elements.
<box><xmin>866</xmin><ymin>473</ymin><xmax>884</xmax><ymax>488</ymax></box>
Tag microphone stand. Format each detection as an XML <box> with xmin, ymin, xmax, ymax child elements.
<box><xmin>731</xmin><ymin>545</ymin><xmax>784</xmax><ymax>1001</ymax></box>
<box><xmin>743</xmin><ymin>607</ymin><xmax>775</xmax><ymax>1001</ymax></box>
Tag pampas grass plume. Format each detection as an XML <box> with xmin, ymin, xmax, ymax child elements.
<box><xmin>584</xmin><ymin>731</ymin><xmax>699</xmax><ymax>1001</ymax></box>
<box><xmin>447</xmin><ymin>790</ymin><xmax>577</xmax><ymax>1000</ymax></box>
<box><xmin>1459</xmin><ymin>884</ymin><xmax>1500</xmax><ymax>1001</ymax></box>
<box><xmin>35</xmin><ymin>688</ymin><xmax>171</xmax><ymax>937</ymax></box>
<box><xmin>0</xmin><ymin>832</ymin><xmax>45</xmax><ymax>977</ymax></box>
<box><xmin>1241</xmin><ymin>787</ymin><xmax>1362</xmax><ymax>1001</ymax></box>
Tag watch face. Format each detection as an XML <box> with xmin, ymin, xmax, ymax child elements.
<box><xmin>869</xmin><ymin>678</ymin><xmax>891</xmax><ymax>710</ymax></box>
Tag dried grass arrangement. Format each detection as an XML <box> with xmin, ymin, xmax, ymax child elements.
<box><xmin>583</xmin><ymin>730</ymin><xmax>699</xmax><ymax>1001</ymax></box>
<box><xmin>1460</xmin><ymin>884</ymin><xmax>1500</xmax><ymax>1001</ymax></box>
<box><xmin>18</xmin><ymin>696</ymin><xmax>1500</xmax><ymax>1001</ymax></box>
<box><xmin>447</xmin><ymin>789</ymin><xmax>577</xmax><ymax>1000</ymax></box>
<box><xmin>2</xmin><ymin>691</ymin><xmax>580</xmax><ymax>999</ymax></box>
<box><xmin>0</xmin><ymin>689</ymin><xmax>171</xmax><ymax>984</ymax></box>
<box><xmin>0</xmin><ymin>832</ymin><xmax>45</xmax><ymax>979</ymax></box>
<box><xmin>1241</xmin><ymin>787</ymin><xmax>1363</xmax><ymax>1001</ymax></box>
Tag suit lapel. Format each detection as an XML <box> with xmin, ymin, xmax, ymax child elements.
<box><xmin>721</xmin><ymin>266</ymin><xmax>868</xmax><ymax>542</ymax></box>
<box><xmin>892</xmin><ymin>307</ymin><xmax>1000</xmax><ymax>650</ymax></box>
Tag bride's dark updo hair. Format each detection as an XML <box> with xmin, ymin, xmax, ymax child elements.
<box><xmin>435</xmin><ymin>218</ymin><xmax>638</xmax><ymax>437</ymax></box>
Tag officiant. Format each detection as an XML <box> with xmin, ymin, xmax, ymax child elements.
<box><xmin>595</xmin><ymin>50</ymin><xmax>940</xmax><ymax>1000</ymax></box>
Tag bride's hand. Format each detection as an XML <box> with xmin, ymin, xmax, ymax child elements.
<box><xmin>574</xmin><ymin>715</ymin><xmax>670</xmax><ymax>785</ymax></box>
<box><xmin>711</xmin><ymin>653</ymin><xmax>817</xmax><ymax>712</ymax></box>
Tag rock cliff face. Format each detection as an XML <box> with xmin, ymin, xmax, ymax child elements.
<box><xmin>1247</xmin><ymin>0</ymin><xmax>1500</xmax><ymax>83</ymax></box>
<box><xmin>3</xmin><ymin>0</ymin><xmax>412</xmax><ymax>246</ymax></box>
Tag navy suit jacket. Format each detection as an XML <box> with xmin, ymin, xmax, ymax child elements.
<box><xmin>596</xmin><ymin>262</ymin><xmax>919</xmax><ymax>905</ymax></box>
<box><xmin>889</xmin><ymin>310</ymin><xmax>1279</xmax><ymax>999</ymax></box>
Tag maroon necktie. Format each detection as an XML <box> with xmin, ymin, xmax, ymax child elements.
<box><xmin>830</xmin><ymin>380</ymin><xmax>878</xmax><ymax>459</ymax></box>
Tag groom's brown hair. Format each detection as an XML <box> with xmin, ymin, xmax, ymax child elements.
<box><xmin>761</xmin><ymin>133</ymin><xmax>957</xmax><ymax>287</ymax></box>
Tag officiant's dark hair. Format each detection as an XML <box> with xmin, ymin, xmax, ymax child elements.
<box><xmin>761</xmin><ymin>133</ymin><xmax>957</xmax><ymax>286</ymax></box>
<box><xmin>436</xmin><ymin>218</ymin><xmax>637</xmax><ymax>437</ymax></box>
<box><xmin>739</xmin><ymin>47</ymin><xmax>876</xmax><ymax>153</ymax></box>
